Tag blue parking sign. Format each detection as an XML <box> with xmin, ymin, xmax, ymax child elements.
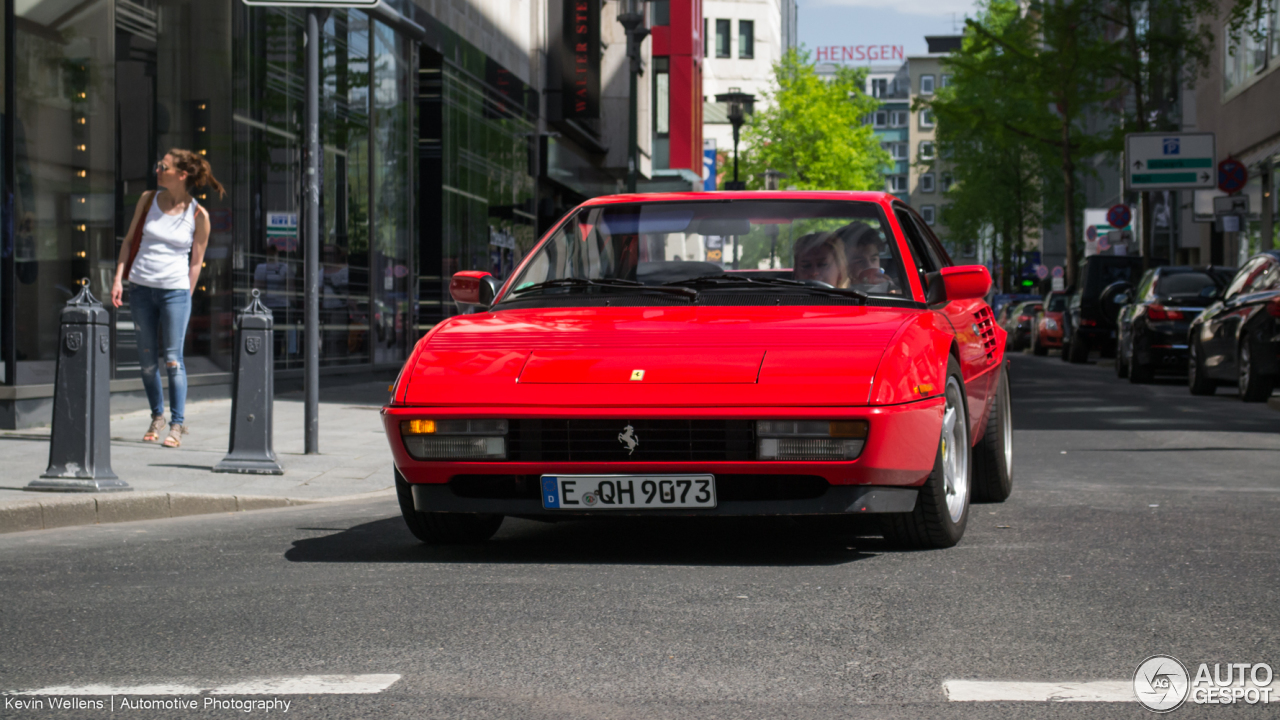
<box><xmin>703</xmin><ymin>146</ymin><xmax>717</xmax><ymax>191</ymax></box>
<box><xmin>1163</xmin><ymin>138</ymin><xmax>1180</xmax><ymax>155</ymax></box>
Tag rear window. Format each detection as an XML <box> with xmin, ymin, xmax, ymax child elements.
<box><xmin>1155</xmin><ymin>272</ymin><xmax>1216</xmax><ymax>297</ymax></box>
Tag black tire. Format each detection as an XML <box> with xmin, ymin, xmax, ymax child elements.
<box><xmin>1032</xmin><ymin>330</ymin><xmax>1048</xmax><ymax>356</ymax></box>
<box><xmin>1237</xmin><ymin>338</ymin><xmax>1275</xmax><ymax>402</ymax></box>
<box><xmin>972</xmin><ymin>362</ymin><xmax>1013</xmax><ymax>503</ymax></box>
<box><xmin>1060</xmin><ymin>333</ymin><xmax>1072</xmax><ymax>362</ymax></box>
<box><xmin>1188</xmin><ymin>340</ymin><xmax>1216</xmax><ymax>396</ymax></box>
<box><xmin>882</xmin><ymin>356</ymin><xmax>971</xmax><ymax>549</ymax></box>
<box><xmin>395</xmin><ymin>470</ymin><xmax>504</xmax><ymax>544</ymax></box>
<box><xmin>1067</xmin><ymin>330</ymin><xmax>1090</xmax><ymax>363</ymax></box>
<box><xmin>1115</xmin><ymin>339</ymin><xmax>1129</xmax><ymax>378</ymax></box>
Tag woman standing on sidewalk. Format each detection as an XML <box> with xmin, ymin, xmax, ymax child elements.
<box><xmin>110</xmin><ymin>149</ymin><xmax>225</xmax><ymax>447</ymax></box>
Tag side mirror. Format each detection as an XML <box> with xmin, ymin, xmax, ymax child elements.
<box><xmin>449</xmin><ymin>271</ymin><xmax>501</xmax><ymax>308</ymax></box>
<box><xmin>1098</xmin><ymin>281</ymin><xmax>1133</xmax><ymax>324</ymax></box>
<box><xmin>929</xmin><ymin>265</ymin><xmax>992</xmax><ymax>306</ymax></box>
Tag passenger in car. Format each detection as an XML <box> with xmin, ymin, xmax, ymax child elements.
<box><xmin>792</xmin><ymin>232</ymin><xmax>850</xmax><ymax>288</ymax></box>
<box><xmin>835</xmin><ymin>222</ymin><xmax>899</xmax><ymax>294</ymax></box>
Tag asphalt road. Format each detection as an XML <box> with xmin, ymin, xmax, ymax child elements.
<box><xmin>2</xmin><ymin>354</ymin><xmax>1278</xmax><ymax>719</ymax></box>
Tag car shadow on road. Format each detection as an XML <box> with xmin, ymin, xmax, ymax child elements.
<box><xmin>284</xmin><ymin>515</ymin><xmax>888</xmax><ymax>567</ymax></box>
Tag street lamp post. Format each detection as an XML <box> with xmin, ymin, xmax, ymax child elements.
<box><xmin>617</xmin><ymin>0</ymin><xmax>649</xmax><ymax>193</ymax></box>
<box><xmin>715</xmin><ymin>88</ymin><xmax>754</xmax><ymax>190</ymax></box>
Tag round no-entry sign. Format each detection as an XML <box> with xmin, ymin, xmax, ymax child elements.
<box><xmin>1218</xmin><ymin>158</ymin><xmax>1248</xmax><ymax>194</ymax></box>
<box><xmin>1107</xmin><ymin>204</ymin><xmax>1131</xmax><ymax>229</ymax></box>
<box><xmin>1036</xmin><ymin>264</ymin><xmax>1049</xmax><ymax>280</ymax></box>
<box><xmin>1051</xmin><ymin>266</ymin><xmax>1064</xmax><ymax>279</ymax></box>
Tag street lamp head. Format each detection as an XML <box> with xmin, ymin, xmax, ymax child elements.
<box><xmin>714</xmin><ymin>88</ymin><xmax>755</xmax><ymax>131</ymax></box>
<box><xmin>617</xmin><ymin>0</ymin><xmax>648</xmax><ymax>31</ymax></box>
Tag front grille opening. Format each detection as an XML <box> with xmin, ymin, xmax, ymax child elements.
<box><xmin>448</xmin><ymin>474</ymin><xmax>830</xmax><ymax>502</ymax></box>
<box><xmin>511</xmin><ymin>419</ymin><xmax>755</xmax><ymax>462</ymax></box>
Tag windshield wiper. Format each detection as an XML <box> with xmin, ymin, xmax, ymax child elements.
<box><xmin>663</xmin><ymin>274</ymin><xmax>868</xmax><ymax>301</ymax></box>
<box><xmin>507</xmin><ymin>277</ymin><xmax>697</xmax><ymax>300</ymax></box>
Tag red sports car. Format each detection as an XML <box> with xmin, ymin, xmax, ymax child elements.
<box><xmin>383</xmin><ymin>192</ymin><xmax>1013</xmax><ymax>549</ymax></box>
<box><xmin>1031</xmin><ymin>291</ymin><xmax>1068</xmax><ymax>355</ymax></box>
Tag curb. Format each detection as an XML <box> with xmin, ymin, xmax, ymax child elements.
<box><xmin>0</xmin><ymin>492</ymin><xmax>320</xmax><ymax>535</ymax></box>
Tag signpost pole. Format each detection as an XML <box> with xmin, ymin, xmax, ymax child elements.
<box><xmin>304</xmin><ymin>7</ymin><xmax>325</xmax><ymax>455</ymax></box>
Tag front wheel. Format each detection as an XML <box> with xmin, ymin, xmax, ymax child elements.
<box><xmin>972</xmin><ymin>362</ymin><xmax>1013</xmax><ymax>503</ymax></box>
<box><xmin>882</xmin><ymin>356</ymin><xmax>971</xmax><ymax>549</ymax></box>
<box><xmin>395</xmin><ymin>470</ymin><xmax>504</xmax><ymax>544</ymax></box>
<box><xmin>1188</xmin><ymin>340</ymin><xmax>1216</xmax><ymax>396</ymax></box>
<box><xmin>1238</xmin><ymin>339</ymin><xmax>1276</xmax><ymax>402</ymax></box>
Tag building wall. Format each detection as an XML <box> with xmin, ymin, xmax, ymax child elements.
<box><xmin>907</xmin><ymin>55</ymin><xmax>949</xmax><ymax>241</ymax></box>
<box><xmin>651</xmin><ymin>0</ymin><xmax>704</xmax><ymax>177</ymax></box>
<box><xmin>1186</xmin><ymin>0</ymin><xmax>1280</xmax><ymax>263</ymax></box>
<box><xmin>702</xmin><ymin>0</ymin><xmax>784</xmax><ymax>182</ymax></box>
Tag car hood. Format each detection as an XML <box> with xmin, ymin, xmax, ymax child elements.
<box><xmin>398</xmin><ymin>306</ymin><xmax>916</xmax><ymax>408</ymax></box>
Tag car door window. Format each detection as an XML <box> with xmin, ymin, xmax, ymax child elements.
<box><xmin>893</xmin><ymin>206</ymin><xmax>938</xmax><ymax>293</ymax></box>
<box><xmin>1224</xmin><ymin>257</ymin><xmax>1269</xmax><ymax>299</ymax></box>
<box><xmin>911</xmin><ymin>210</ymin><xmax>954</xmax><ymax>267</ymax></box>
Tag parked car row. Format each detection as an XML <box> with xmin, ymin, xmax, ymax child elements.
<box><xmin>1035</xmin><ymin>250</ymin><xmax>1280</xmax><ymax>403</ymax></box>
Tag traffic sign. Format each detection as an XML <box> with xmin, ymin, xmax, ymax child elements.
<box><xmin>1051</xmin><ymin>266</ymin><xmax>1064</xmax><ymax>279</ymax></box>
<box><xmin>1106</xmin><ymin>204</ymin><xmax>1132</xmax><ymax>229</ymax></box>
<box><xmin>1125</xmin><ymin>132</ymin><xmax>1216</xmax><ymax>190</ymax></box>
<box><xmin>1217</xmin><ymin>158</ymin><xmax>1248</xmax><ymax>194</ymax></box>
<box><xmin>1035</xmin><ymin>265</ymin><xmax>1049</xmax><ymax>280</ymax></box>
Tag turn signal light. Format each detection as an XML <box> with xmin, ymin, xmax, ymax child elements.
<box><xmin>756</xmin><ymin>420</ymin><xmax>869</xmax><ymax>460</ymax></box>
<box><xmin>1147</xmin><ymin>305</ymin><xmax>1184</xmax><ymax>321</ymax></box>
<box><xmin>401</xmin><ymin>419</ymin><xmax>436</xmax><ymax>435</ymax></box>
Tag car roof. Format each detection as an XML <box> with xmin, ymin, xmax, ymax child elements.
<box><xmin>577</xmin><ymin>191</ymin><xmax>898</xmax><ymax>207</ymax></box>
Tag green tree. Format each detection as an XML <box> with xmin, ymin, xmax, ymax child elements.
<box><xmin>928</xmin><ymin>0</ymin><xmax>1046</xmax><ymax>292</ymax></box>
<box><xmin>739</xmin><ymin>48</ymin><xmax>890</xmax><ymax>191</ymax></box>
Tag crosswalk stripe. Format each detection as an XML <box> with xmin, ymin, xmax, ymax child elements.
<box><xmin>945</xmin><ymin>681</ymin><xmax>1134</xmax><ymax>702</ymax></box>
<box><xmin>9</xmin><ymin>674</ymin><xmax>402</xmax><ymax>696</ymax></box>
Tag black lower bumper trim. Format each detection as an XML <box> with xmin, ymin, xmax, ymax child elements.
<box><xmin>410</xmin><ymin>483</ymin><xmax>918</xmax><ymax>516</ymax></box>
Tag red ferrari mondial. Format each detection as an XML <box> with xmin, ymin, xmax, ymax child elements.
<box><xmin>383</xmin><ymin>192</ymin><xmax>1013</xmax><ymax>549</ymax></box>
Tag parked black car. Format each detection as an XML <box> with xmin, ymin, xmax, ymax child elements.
<box><xmin>1187</xmin><ymin>251</ymin><xmax>1280</xmax><ymax>401</ymax></box>
<box><xmin>1112</xmin><ymin>266</ymin><xmax>1235</xmax><ymax>383</ymax></box>
<box><xmin>1062</xmin><ymin>255</ymin><xmax>1145</xmax><ymax>363</ymax></box>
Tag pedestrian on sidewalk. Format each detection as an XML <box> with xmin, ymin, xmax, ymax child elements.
<box><xmin>110</xmin><ymin>149</ymin><xmax>225</xmax><ymax>448</ymax></box>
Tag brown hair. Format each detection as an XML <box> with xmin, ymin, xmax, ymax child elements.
<box><xmin>167</xmin><ymin>148</ymin><xmax>226</xmax><ymax>199</ymax></box>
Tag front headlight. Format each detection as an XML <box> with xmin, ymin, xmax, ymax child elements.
<box><xmin>400</xmin><ymin>419</ymin><xmax>508</xmax><ymax>460</ymax></box>
<box><xmin>756</xmin><ymin>420</ymin><xmax>868</xmax><ymax>460</ymax></box>
<box><xmin>1045</xmin><ymin>319</ymin><xmax>1059</xmax><ymax>331</ymax></box>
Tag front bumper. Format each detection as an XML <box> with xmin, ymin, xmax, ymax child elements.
<box><xmin>382</xmin><ymin>398</ymin><xmax>945</xmax><ymax>516</ymax></box>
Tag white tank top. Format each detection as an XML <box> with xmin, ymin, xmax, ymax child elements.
<box><xmin>128</xmin><ymin>192</ymin><xmax>198</xmax><ymax>290</ymax></box>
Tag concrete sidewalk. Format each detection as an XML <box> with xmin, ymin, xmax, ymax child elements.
<box><xmin>0</xmin><ymin>380</ymin><xmax>399</xmax><ymax>533</ymax></box>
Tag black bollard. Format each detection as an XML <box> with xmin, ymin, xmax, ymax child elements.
<box><xmin>27</xmin><ymin>281</ymin><xmax>128</xmax><ymax>492</ymax></box>
<box><xmin>213</xmin><ymin>289</ymin><xmax>283</xmax><ymax>474</ymax></box>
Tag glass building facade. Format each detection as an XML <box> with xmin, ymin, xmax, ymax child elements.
<box><xmin>0</xmin><ymin>0</ymin><xmax>620</xmax><ymax>428</ymax></box>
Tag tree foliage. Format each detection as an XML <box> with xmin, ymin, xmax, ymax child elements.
<box><xmin>739</xmin><ymin>48</ymin><xmax>890</xmax><ymax>191</ymax></box>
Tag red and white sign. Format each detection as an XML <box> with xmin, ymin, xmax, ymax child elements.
<box><xmin>815</xmin><ymin>45</ymin><xmax>906</xmax><ymax>63</ymax></box>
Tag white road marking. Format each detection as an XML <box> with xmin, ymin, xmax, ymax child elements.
<box><xmin>944</xmin><ymin>680</ymin><xmax>1134</xmax><ymax>702</ymax></box>
<box><xmin>9</xmin><ymin>674</ymin><xmax>401</xmax><ymax>696</ymax></box>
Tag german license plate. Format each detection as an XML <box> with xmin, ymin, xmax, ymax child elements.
<box><xmin>540</xmin><ymin>475</ymin><xmax>716</xmax><ymax>510</ymax></box>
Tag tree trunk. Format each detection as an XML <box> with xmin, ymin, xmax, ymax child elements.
<box><xmin>1062</xmin><ymin>121</ymin><xmax>1078</xmax><ymax>290</ymax></box>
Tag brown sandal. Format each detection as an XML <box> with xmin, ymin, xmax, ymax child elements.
<box><xmin>143</xmin><ymin>415</ymin><xmax>166</xmax><ymax>442</ymax></box>
<box><xmin>162</xmin><ymin>424</ymin><xmax>188</xmax><ymax>448</ymax></box>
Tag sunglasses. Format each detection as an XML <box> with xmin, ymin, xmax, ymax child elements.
<box><xmin>154</xmin><ymin>161</ymin><xmax>169</xmax><ymax>172</ymax></box>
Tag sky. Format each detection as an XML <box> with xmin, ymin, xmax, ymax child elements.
<box><xmin>798</xmin><ymin>0</ymin><xmax>976</xmax><ymax>60</ymax></box>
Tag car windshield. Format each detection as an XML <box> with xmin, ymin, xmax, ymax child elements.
<box><xmin>500</xmin><ymin>200</ymin><xmax>911</xmax><ymax>307</ymax></box>
<box><xmin>1047</xmin><ymin>295</ymin><xmax>1067</xmax><ymax>312</ymax></box>
<box><xmin>1155</xmin><ymin>272</ymin><xmax>1217</xmax><ymax>297</ymax></box>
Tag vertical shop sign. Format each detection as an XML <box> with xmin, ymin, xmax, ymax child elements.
<box><xmin>562</xmin><ymin>0</ymin><xmax>600</xmax><ymax>120</ymax></box>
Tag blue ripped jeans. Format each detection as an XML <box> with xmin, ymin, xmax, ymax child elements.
<box><xmin>130</xmin><ymin>284</ymin><xmax>192</xmax><ymax>426</ymax></box>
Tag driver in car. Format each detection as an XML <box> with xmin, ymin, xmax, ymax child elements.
<box><xmin>835</xmin><ymin>222</ymin><xmax>898</xmax><ymax>294</ymax></box>
<box><xmin>792</xmin><ymin>232</ymin><xmax>851</xmax><ymax>288</ymax></box>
